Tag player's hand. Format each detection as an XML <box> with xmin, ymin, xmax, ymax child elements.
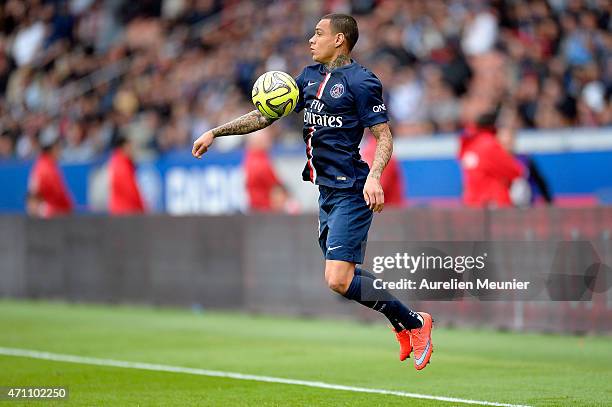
<box><xmin>192</xmin><ymin>131</ymin><xmax>214</xmax><ymax>158</ymax></box>
<box><xmin>363</xmin><ymin>176</ymin><xmax>384</xmax><ymax>213</ymax></box>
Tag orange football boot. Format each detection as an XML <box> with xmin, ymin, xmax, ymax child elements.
<box><xmin>393</xmin><ymin>328</ymin><xmax>412</xmax><ymax>361</ymax></box>
<box><xmin>410</xmin><ymin>312</ymin><xmax>433</xmax><ymax>370</ymax></box>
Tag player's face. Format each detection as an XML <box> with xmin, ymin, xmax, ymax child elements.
<box><xmin>309</xmin><ymin>19</ymin><xmax>338</xmax><ymax>63</ymax></box>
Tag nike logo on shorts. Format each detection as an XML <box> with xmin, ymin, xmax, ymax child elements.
<box><xmin>328</xmin><ymin>245</ymin><xmax>343</xmax><ymax>251</ymax></box>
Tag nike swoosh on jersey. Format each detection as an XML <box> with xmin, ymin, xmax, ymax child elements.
<box><xmin>307</xmin><ymin>81</ymin><xmax>317</xmax><ymax>86</ymax></box>
<box><xmin>328</xmin><ymin>245</ymin><xmax>343</xmax><ymax>251</ymax></box>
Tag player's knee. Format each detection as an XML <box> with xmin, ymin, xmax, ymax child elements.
<box><xmin>326</xmin><ymin>274</ymin><xmax>350</xmax><ymax>294</ymax></box>
<box><xmin>324</xmin><ymin>262</ymin><xmax>355</xmax><ymax>294</ymax></box>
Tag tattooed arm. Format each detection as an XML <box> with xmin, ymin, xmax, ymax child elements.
<box><xmin>192</xmin><ymin>110</ymin><xmax>275</xmax><ymax>158</ymax></box>
<box><xmin>368</xmin><ymin>122</ymin><xmax>393</xmax><ymax>180</ymax></box>
<box><xmin>212</xmin><ymin>110</ymin><xmax>275</xmax><ymax>137</ymax></box>
<box><xmin>363</xmin><ymin>122</ymin><xmax>393</xmax><ymax>213</ymax></box>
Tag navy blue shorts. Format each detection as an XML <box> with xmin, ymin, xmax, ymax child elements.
<box><xmin>318</xmin><ymin>181</ymin><xmax>373</xmax><ymax>264</ymax></box>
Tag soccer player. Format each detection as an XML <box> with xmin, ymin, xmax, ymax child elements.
<box><xmin>192</xmin><ymin>14</ymin><xmax>433</xmax><ymax>370</ymax></box>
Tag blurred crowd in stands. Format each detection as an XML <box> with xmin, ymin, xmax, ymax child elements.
<box><xmin>0</xmin><ymin>0</ymin><xmax>610</xmax><ymax>163</ymax></box>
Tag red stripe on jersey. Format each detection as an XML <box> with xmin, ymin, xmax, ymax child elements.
<box><xmin>306</xmin><ymin>126</ymin><xmax>316</xmax><ymax>182</ymax></box>
<box><xmin>306</xmin><ymin>73</ymin><xmax>329</xmax><ymax>183</ymax></box>
<box><xmin>316</xmin><ymin>73</ymin><xmax>331</xmax><ymax>99</ymax></box>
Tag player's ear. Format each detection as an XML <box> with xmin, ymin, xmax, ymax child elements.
<box><xmin>334</xmin><ymin>32</ymin><xmax>345</xmax><ymax>48</ymax></box>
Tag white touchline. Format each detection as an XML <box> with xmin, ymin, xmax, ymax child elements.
<box><xmin>0</xmin><ymin>347</ymin><xmax>531</xmax><ymax>407</ymax></box>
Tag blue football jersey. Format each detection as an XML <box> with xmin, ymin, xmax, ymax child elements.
<box><xmin>294</xmin><ymin>60</ymin><xmax>389</xmax><ymax>188</ymax></box>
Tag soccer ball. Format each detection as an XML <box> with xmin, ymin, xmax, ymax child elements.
<box><xmin>251</xmin><ymin>71</ymin><xmax>299</xmax><ymax>119</ymax></box>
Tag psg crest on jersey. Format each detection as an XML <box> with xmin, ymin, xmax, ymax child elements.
<box><xmin>330</xmin><ymin>83</ymin><xmax>344</xmax><ymax>98</ymax></box>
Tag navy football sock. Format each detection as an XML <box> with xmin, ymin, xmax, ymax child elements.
<box><xmin>354</xmin><ymin>267</ymin><xmax>378</xmax><ymax>280</ymax></box>
<box><xmin>355</xmin><ymin>268</ymin><xmax>404</xmax><ymax>331</ymax></box>
<box><xmin>344</xmin><ymin>274</ymin><xmax>423</xmax><ymax>330</ymax></box>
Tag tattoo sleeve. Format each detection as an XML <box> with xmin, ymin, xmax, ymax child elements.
<box><xmin>368</xmin><ymin>122</ymin><xmax>393</xmax><ymax>180</ymax></box>
<box><xmin>211</xmin><ymin>110</ymin><xmax>276</xmax><ymax>137</ymax></box>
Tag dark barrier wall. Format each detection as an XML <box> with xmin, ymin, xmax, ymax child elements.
<box><xmin>1</xmin><ymin>208</ymin><xmax>611</xmax><ymax>333</ymax></box>
<box><xmin>0</xmin><ymin>216</ymin><xmax>245</xmax><ymax>308</ymax></box>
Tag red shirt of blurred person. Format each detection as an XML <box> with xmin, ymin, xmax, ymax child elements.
<box><xmin>109</xmin><ymin>137</ymin><xmax>145</xmax><ymax>215</ymax></box>
<box><xmin>244</xmin><ymin>149</ymin><xmax>282</xmax><ymax>211</ymax></box>
<box><xmin>458</xmin><ymin>119</ymin><xmax>525</xmax><ymax>208</ymax></box>
<box><xmin>244</xmin><ymin>130</ymin><xmax>282</xmax><ymax>211</ymax></box>
<box><xmin>28</xmin><ymin>142</ymin><xmax>73</xmax><ymax>217</ymax></box>
<box><xmin>361</xmin><ymin>135</ymin><xmax>404</xmax><ymax>207</ymax></box>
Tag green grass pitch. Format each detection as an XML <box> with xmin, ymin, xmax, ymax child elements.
<box><xmin>0</xmin><ymin>300</ymin><xmax>610</xmax><ymax>406</ymax></box>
